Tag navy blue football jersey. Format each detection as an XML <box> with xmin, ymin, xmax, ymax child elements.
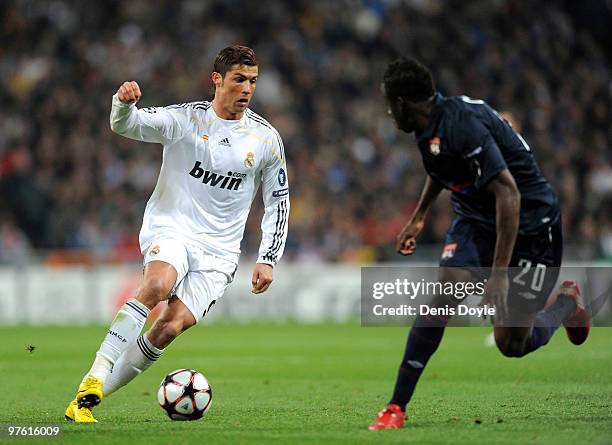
<box><xmin>416</xmin><ymin>93</ymin><xmax>560</xmax><ymax>235</ymax></box>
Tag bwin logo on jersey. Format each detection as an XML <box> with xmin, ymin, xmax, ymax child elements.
<box><xmin>189</xmin><ymin>161</ymin><xmax>242</xmax><ymax>190</ymax></box>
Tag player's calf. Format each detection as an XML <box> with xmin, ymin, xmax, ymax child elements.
<box><xmin>146</xmin><ymin>296</ymin><xmax>197</xmax><ymax>349</ymax></box>
<box><xmin>147</xmin><ymin>318</ymin><xmax>185</xmax><ymax>349</ymax></box>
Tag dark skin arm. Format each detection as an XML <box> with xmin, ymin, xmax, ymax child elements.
<box><xmin>397</xmin><ymin>176</ymin><xmax>444</xmax><ymax>255</ymax></box>
<box><xmin>482</xmin><ymin>169</ymin><xmax>521</xmax><ymax>320</ymax></box>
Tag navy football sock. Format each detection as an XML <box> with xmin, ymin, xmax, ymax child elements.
<box><xmin>389</xmin><ymin>314</ymin><xmax>449</xmax><ymax>411</ymax></box>
<box><xmin>525</xmin><ymin>295</ymin><xmax>576</xmax><ymax>353</ymax></box>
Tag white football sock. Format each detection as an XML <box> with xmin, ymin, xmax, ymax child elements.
<box><xmin>103</xmin><ymin>332</ymin><xmax>164</xmax><ymax>396</ymax></box>
<box><xmin>85</xmin><ymin>299</ymin><xmax>150</xmax><ymax>382</ymax></box>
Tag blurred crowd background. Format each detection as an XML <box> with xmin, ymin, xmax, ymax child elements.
<box><xmin>0</xmin><ymin>0</ymin><xmax>610</xmax><ymax>265</ymax></box>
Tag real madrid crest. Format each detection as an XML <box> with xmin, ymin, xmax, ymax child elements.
<box><xmin>244</xmin><ymin>152</ymin><xmax>255</xmax><ymax>168</ymax></box>
<box><xmin>429</xmin><ymin>136</ymin><xmax>441</xmax><ymax>155</ymax></box>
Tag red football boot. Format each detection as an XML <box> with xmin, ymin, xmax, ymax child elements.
<box><xmin>368</xmin><ymin>404</ymin><xmax>406</xmax><ymax>431</ymax></box>
<box><xmin>560</xmin><ymin>280</ymin><xmax>590</xmax><ymax>345</ymax></box>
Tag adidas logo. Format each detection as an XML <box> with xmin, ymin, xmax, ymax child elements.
<box><xmin>219</xmin><ymin>137</ymin><xmax>231</xmax><ymax>147</ymax></box>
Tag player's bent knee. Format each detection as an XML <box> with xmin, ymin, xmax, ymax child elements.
<box><xmin>496</xmin><ymin>338</ymin><xmax>528</xmax><ymax>358</ymax></box>
<box><xmin>137</xmin><ymin>277</ymin><xmax>172</xmax><ymax>307</ymax></box>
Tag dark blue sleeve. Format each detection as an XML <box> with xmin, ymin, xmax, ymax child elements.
<box><xmin>453</xmin><ymin>112</ymin><xmax>507</xmax><ymax>189</ymax></box>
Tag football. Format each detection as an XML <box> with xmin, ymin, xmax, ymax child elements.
<box><xmin>157</xmin><ymin>369</ymin><xmax>212</xmax><ymax>421</ymax></box>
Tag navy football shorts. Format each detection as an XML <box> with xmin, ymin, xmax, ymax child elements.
<box><xmin>439</xmin><ymin>217</ymin><xmax>563</xmax><ymax>313</ymax></box>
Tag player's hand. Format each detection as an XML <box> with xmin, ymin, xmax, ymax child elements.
<box><xmin>482</xmin><ymin>269</ymin><xmax>509</xmax><ymax>322</ymax></box>
<box><xmin>117</xmin><ymin>81</ymin><xmax>142</xmax><ymax>104</ymax></box>
<box><xmin>252</xmin><ymin>263</ymin><xmax>273</xmax><ymax>294</ymax></box>
<box><xmin>396</xmin><ymin>218</ymin><xmax>425</xmax><ymax>255</ymax></box>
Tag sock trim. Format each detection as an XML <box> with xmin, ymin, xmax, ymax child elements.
<box><xmin>137</xmin><ymin>336</ymin><xmax>160</xmax><ymax>362</ymax></box>
<box><xmin>143</xmin><ymin>333</ymin><xmax>164</xmax><ymax>354</ymax></box>
<box><xmin>126</xmin><ymin>301</ymin><xmax>149</xmax><ymax>319</ymax></box>
<box><xmin>140</xmin><ymin>335</ymin><xmax>161</xmax><ymax>357</ymax></box>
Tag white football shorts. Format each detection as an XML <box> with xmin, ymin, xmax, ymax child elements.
<box><xmin>142</xmin><ymin>238</ymin><xmax>237</xmax><ymax>322</ymax></box>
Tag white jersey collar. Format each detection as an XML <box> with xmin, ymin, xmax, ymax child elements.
<box><xmin>210</xmin><ymin>104</ymin><xmax>248</xmax><ymax>127</ymax></box>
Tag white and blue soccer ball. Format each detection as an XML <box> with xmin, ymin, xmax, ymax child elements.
<box><xmin>157</xmin><ymin>369</ymin><xmax>212</xmax><ymax>421</ymax></box>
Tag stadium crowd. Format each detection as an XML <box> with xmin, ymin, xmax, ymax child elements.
<box><xmin>0</xmin><ymin>0</ymin><xmax>610</xmax><ymax>264</ymax></box>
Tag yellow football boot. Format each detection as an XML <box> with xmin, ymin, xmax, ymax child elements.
<box><xmin>76</xmin><ymin>376</ymin><xmax>103</xmax><ymax>408</ymax></box>
<box><xmin>64</xmin><ymin>399</ymin><xmax>97</xmax><ymax>423</ymax></box>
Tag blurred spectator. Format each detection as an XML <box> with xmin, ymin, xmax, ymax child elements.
<box><xmin>0</xmin><ymin>215</ymin><xmax>31</xmax><ymax>265</ymax></box>
<box><xmin>0</xmin><ymin>0</ymin><xmax>610</xmax><ymax>262</ymax></box>
<box><xmin>0</xmin><ymin>145</ymin><xmax>52</xmax><ymax>246</ymax></box>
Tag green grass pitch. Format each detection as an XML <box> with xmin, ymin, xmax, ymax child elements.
<box><xmin>1</xmin><ymin>324</ymin><xmax>611</xmax><ymax>444</ymax></box>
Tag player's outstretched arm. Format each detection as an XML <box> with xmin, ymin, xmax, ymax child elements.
<box><xmin>110</xmin><ymin>81</ymin><xmax>187</xmax><ymax>144</ymax></box>
<box><xmin>397</xmin><ymin>175</ymin><xmax>443</xmax><ymax>255</ymax></box>
<box><xmin>482</xmin><ymin>169</ymin><xmax>520</xmax><ymax>319</ymax></box>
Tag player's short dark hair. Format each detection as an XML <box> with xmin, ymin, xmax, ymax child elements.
<box><xmin>213</xmin><ymin>45</ymin><xmax>258</xmax><ymax>77</ymax></box>
<box><xmin>383</xmin><ymin>57</ymin><xmax>435</xmax><ymax>102</ymax></box>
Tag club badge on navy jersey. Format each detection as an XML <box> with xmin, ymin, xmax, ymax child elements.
<box><xmin>429</xmin><ymin>136</ymin><xmax>441</xmax><ymax>155</ymax></box>
<box><xmin>441</xmin><ymin>242</ymin><xmax>456</xmax><ymax>259</ymax></box>
<box><xmin>244</xmin><ymin>152</ymin><xmax>255</xmax><ymax>168</ymax></box>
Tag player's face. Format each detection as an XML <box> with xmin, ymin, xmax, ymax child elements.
<box><xmin>213</xmin><ymin>64</ymin><xmax>258</xmax><ymax>118</ymax></box>
<box><xmin>386</xmin><ymin>95</ymin><xmax>418</xmax><ymax>133</ymax></box>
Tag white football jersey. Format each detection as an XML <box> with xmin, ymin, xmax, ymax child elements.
<box><xmin>110</xmin><ymin>94</ymin><xmax>290</xmax><ymax>266</ymax></box>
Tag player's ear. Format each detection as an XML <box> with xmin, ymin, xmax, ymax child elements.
<box><xmin>396</xmin><ymin>96</ymin><xmax>408</xmax><ymax>113</ymax></box>
<box><xmin>211</xmin><ymin>71</ymin><xmax>223</xmax><ymax>89</ymax></box>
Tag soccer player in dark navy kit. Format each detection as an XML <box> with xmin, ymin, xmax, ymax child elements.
<box><xmin>369</xmin><ymin>57</ymin><xmax>591</xmax><ymax>431</ymax></box>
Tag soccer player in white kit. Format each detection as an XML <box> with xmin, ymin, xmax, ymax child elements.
<box><xmin>65</xmin><ymin>45</ymin><xmax>290</xmax><ymax>422</ymax></box>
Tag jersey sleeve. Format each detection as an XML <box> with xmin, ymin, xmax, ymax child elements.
<box><xmin>454</xmin><ymin>112</ymin><xmax>507</xmax><ymax>189</ymax></box>
<box><xmin>109</xmin><ymin>94</ymin><xmax>189</xmax><ymax>144</ymax></box>
<box><xmin>257</xmin><ymin>132</ymin><xmax>290</xmax><ymax>266</ymax></box>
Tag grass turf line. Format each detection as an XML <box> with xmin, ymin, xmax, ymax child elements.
<box><xmin>0</xmin><ymin>324</ymin><xmax>611</xmax><ymax>445</ymax></box>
